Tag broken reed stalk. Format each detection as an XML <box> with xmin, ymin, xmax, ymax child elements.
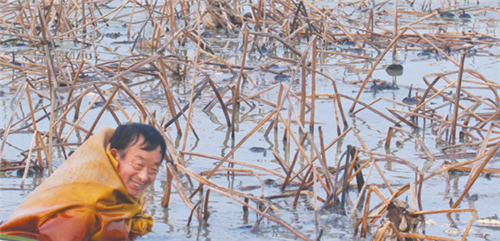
<box><xmin>293</xmin><ymin>165</ymin><xmax>313</xmax><ymax>208</ymax></box>
<box><xmin>287</xmin><ymin>95</ymin><xmax>351</xmax><ymax>194</ymax></box>
<box><xmin>178</xmin><ymin>164</ymin><xmax>309</xmax><ymax>239</ymax></box>
<box><xmin>384</xmin><ymin>127</ymin><xmax>393</xmax><ymax>149</ymax></box>
<box><xmin>203</xmin><ymin>189</ymin><xmax>210</xmax><ymax>222</ymax></box>
<box><xmin>189</xmin><ymin>110</ymin><xmax>278</xmax><ymax>199</ymax></box>
<box><xmin>300</xmin><ymin>57</ymin><xmax>306</xmax><ymax>127</ymax></box>
<box><xmin>387</xmin><ymin>109</ymin><xmax>419</xmax><ymax>129</ymax></box>
<box><xmin>278</xmin><ymin>110</ymin><xmax>315</xmax><ymax>166</ymax></box>
<box><xmin>349</xmin><ymin>158</ymin><xmax>375</xmax><ymax>220</ymax></box>
<box><xmin>185</xmin><ymin>151</ymin><xmax>301</xmax><ymax>185</ymax></box>
<box><xmin>272</xmin><ymin>150</ymin><xmax>290</xmax><ymax>175</ymax></box>
<box><xmin>328</xmin><ymin>81</ymin><xmax>348</xmax><ymax>127</ymax></box>
<box><xmin>37</xmin><ymin>4</ymin><xmax>58</xmax><ymax>175</ymax></box>
<box><xmin>392</xmin><ymin>0</ymin><xmax>398</xmax><ymax>59</ymax></box>
<box><xmin>399</xmin><ymin>233</ymin><xmax>459</xmax><ymax>241</ymax></box>
<box><xmin>332</xmin><ymin>96</ymin><xmax>342</xmax><ymax>135</ymax></box>
<box><xmin>281</xmin><ymin>133</ymin><xmax>309</xmax><ymax>190</ymax></box>
<box><xmin>477</xmin><ymin>124</ymin><xmax>494</xmax><ymax>156</ymax></box>
<box><xmin>452</xmin><ymin>142</ymin><xmax>500</xmax><ymax>208</ymax></box>
<box><xmin>352</xmin><ymin>97</ymin><xmax>383</xmax><ymax>115</ymax></box>
<box><xmin>462</xmin><ymin>210</ymin><xmax>476</xmax><ymax>241</ymax></box>
<box><xmin>231</xmin><ymin>29</ymin><xmax>249</xmax><ymax>138</ymax></box>
<box><xmin>360</xmin><ymin>186</ymin><xmax>376</xmax><ymax>238</ymax></box>
<box><xmin>95</xmin><ymin>87</ymin><xmax>121</xmax><ymax>125</ymax></box>
<box><xmin>84</xmin><ymin>87</ymin><xmax>119</xmax><ymax>141</ymax></box>
<box><xmin>310</xmin><ymin>39</ymin><xmax>317</xmax><ymax>130</ymax></box>
<box><xmin>213</xmin><ymin>185</ymin><xmax>309</xmax><ymax>240</ymax></box>
<box><xmin>373</xmin><ymin>221</ymin><xmax>403</xmax><ymax>241</ymax></box>
<box><xmin>62</xmin><ymin>90</ymin><xmax>101</xmax><ymax>142</ymax></box>
<box><xmin>264</xmin><ymin>36</ymin><xmax>317</xmax><ymax>138</ymax></box>
<box><xmin>25</xmin><ymin>86</ymin><xmax>43</xmax><ymax>168</ymax></box>
<box><xmin>163</xmin><ymin>78</ymin><xmax>208</xmax><ymax>134</ymax></box>
<box><xmin>341</xmin><ymin>95</ymin><xmax>401</xmax><ymax>126</ymax></box>
<box><xmin>417</xmin><ymin>173</ymin><xmax>424</xmax><ymax>211</ymax></box>
<box><xmin>349</xmin><ymin>27</ymin><xmax>407</xmax><ymax>113</ymax></box>
<box><xmin>318</xmin><ymin>127</ymin><xmax>331</xmax><ymax>192</ymax></box>
<box><xmin>407</xmin><ymin>208</ymin><xmax>474</xmax><ymax>216</ymax></box>
<box><xmin>118</xmin><ymin>81</ymin><xmax>149</xmax><ymax>120</ymax></box>
<box><xmin>390</xmin><ymin>126</ymin><xmax>434</xmax><ymax>161</ymax></box>
<box><xmin>449</xmin><ymin>52</ymin><xmax>467</xmax><ymax>145</ymax></box>
<box><xmin>166</xmin><ymin>163</ymin><xmax>199</xmax><ymax>220</ymax></box>
<box><xmin>3</xmin><ymin>1</ymin><xmax>500</xmax><ymax>240</ymax></box>
<box><xmin>20</xmin><ymin>130</ymin><xmax>38</xmax><ymax>188</ymax></box>
<box><xmin>0</xmin><ymin>82</ymin><xmax>27</xmax><ymax>163</ymax></box>
<box><xmin>321</xmin><ymin>7</ymin><xmax>363</xmax><ymax>49</ymax></box>
<box><xmin>207</xmin><ymin>78</ymin><xmax>231</xmax><ymax>127</ymax></box>
<box><xmin>374</xmin><ymin>162</ymin><xmax>394</xmax><ymax>195</ymax></box>
<box><xmin>408</xmin><ymin>27</ymin><xmax>460</xmax><ymax>67</ymax></box>
<box><xmin>312</xmin><ymin>163</ymin><xmax>320</xmax><ymax>235</ymax></box>
<box><xmin>338</xmin><ymin>146</ymin><xmax>357</xmax><ymax>213</ymax></box>
<box><xmin>158</xmin><ymin>60</ymin><xmax>182</xmax><ymax>134</ymax></box>
<box><xmin>399</xmin><ymin>77</ymin><xmax>459</xmax><ymax>124</ymax></box>
<box><xmin>161</xmin><ymin>164</ymin><xmax>174</xmax><ymax>208</ymax></box>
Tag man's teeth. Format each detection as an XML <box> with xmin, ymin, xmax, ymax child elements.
<box><xmin>132</xmin><ymin>181</ymin><xmax>142</xmax><ymax>187</ymax></box>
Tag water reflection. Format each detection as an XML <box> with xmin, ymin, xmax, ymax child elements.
<box><xmin>1</xmin><ymin>1</ymin><xmax>500</xmax><ymax>240</ymax></box>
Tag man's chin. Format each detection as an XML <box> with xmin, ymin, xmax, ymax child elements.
<box><xmin>127</xmin><ymin>186</ymin><xmax>142</xmax><ymax>196</ymax></box>
<box><xmin>129</xmin><ymin>191</ymin><xmax>141</xmax><ymax>197</ymax></box>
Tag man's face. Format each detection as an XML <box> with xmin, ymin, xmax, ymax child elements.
<box><xmin>111</xmin><ymin>136</ymin><xmax>162</xmax><ymax>197</ymax></box>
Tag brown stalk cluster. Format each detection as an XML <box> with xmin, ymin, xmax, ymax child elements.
<box><xmin>0</xmin><ymin>0</ymin><xmax>499</xmax><ymax>239</ymax></box>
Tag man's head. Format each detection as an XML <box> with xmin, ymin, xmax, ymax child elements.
<box><xmin>109</xmin><ymin>123</ymin><xmax>166</xmax><ymax>196</ymax></box>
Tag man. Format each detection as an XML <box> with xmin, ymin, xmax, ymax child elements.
<box><xmin>0</xmin><ymin>123</ymin><xmax>167</xmax><ymax>241</ymax></box>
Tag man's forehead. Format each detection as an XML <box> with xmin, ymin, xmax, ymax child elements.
<box><xmin>130</xmin><ymin>150</ymin><xmax>163</xmax><ymax>165</ymax></box>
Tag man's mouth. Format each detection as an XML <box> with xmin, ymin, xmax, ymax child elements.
<box><xmin>131</xmin><ymin>180</ymin><xmax>143</xmax><ymax>188</ymax></box>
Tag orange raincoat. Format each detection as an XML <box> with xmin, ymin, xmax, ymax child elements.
<box><xmin>0</xmin><ymin>127</ymin><xmax>153</xmax><ymax>241</ymax></box>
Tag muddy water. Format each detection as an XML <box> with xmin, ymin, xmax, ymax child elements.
<box><xmin>1</xmin><ymin>0</ymin><xmax>500</xmax><ymax>240</ymax></box>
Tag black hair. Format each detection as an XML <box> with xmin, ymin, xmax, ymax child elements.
<box><xmin>109</xmin><ymin>123</ymin><xmax>167</xmax><ymax>162</ymax></box>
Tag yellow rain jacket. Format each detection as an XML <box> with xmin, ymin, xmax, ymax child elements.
<box><xmin>0</xmin><ymin>127</ymin><xmax>153</xmax><ymax>241</ymax></box>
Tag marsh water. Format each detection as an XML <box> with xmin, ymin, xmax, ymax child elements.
<box><xmin>1</xmin><ymin>0</ymin><xmax>500</xmax><ymax>240</ymax></box>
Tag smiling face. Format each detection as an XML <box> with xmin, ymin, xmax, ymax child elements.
<box><xmin>111</xmin><ymin>136</ymin><xmax>162</xmax><ymax>197</ymax></box>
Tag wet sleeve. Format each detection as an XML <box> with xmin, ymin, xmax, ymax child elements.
<box><xmin>38</xmin><ymin>207</ymin><xmax>97</xmax><ymax>241</ymax></box>
<box><xmin>129</xmin><ymin>213</ymin><xmax>153</xmax><ymax>239</ymax></box>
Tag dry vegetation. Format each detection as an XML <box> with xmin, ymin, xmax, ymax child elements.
<box><xmin>1</xmin><ymin>0</ymin><xmax>500</xmax><ymax>240</ymax></box>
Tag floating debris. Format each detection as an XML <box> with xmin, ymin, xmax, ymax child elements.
<box><xmin>265</xmin><ymin>64</ymin><xmax>279</xmax><ymax>69</ymax></box>
<box><xmin>249</xmin><ymin>147</ymin><xmax>267</xmax><ymax>157</ymax></box>
<box><xmin>201</xmin><ymin>0</ymin><xmax>242</xmax><ymax>29</ymax></box>
<box><xmin>476</xmin><ymin>214</ymin><xmax>500</xmax><ymax>228</ymax></box>
<box><xmin>402</xmin><ymin>84</ymin><xmax>417</xmax><ymax>105</ymax></box>
<box><xmin>16</xmin><ymin>169</ymin><xmax>34</xmax><ymax>177</ymax></box>
<box><xmin>374</xmin><ymin>199</ymin><xmax>425</xmax><ymax>239</ymax></box>
<box><xmin>438</xmin><ymin>10</ymin><xmax>455</xmax><ymax>19</ymax></box>
<box><xmin>263</xmin><ymin>179</ymin><xmax>275</xmax><ymax>185</ymax></box>
<box><xmin>91</xmin><ymin>101</ymin><xmax>105</xmax><ymax>108</ymax></box>
<box><xmin>467</xmin><ymin>194</ymin><xmax>479</xmax><ymax>202</ymax></box>
<box><xmin>417</xmin><ymin>51</ymin><xmax>433</xmax><ymax>58</ymax></box>
<box><xmin>444</xmin><ymin>224</ymin><xmax>461</xmax><ymax>236</ymax></box>
<box><xmin>9</xmin><ymin>53</ymin><xmax>22</xmax><ymax>66</ymax></box>
<box><xmin>111</xmin><ymin>41</ymin><xmax>135</xmax><ymax>45</ymax></box>
<box><xmin>238</xmin><ymin>185</ymin><xmax>261</xmax><ymax>191</ymax></box>
<box><xmin>385</xmin><ymin>64</ymin><xmax>403</xmax><ymax>77</ymax></box>
<box><xmin>459</xmin><ymin>9</ymin><xmax>471</xmax><ymax>21</ymax></box>
<box><xmin>370</xmin><ymin>79</ymin><xmax>399</xmax><ymax>91</ymax></box>
<box><xmin>274</xmin><ymin>74</ymin><xmax>291</xmax><ymax>83</ymax></box>
<box><xmin>104</xmin><ymin>32</ymin><xmax>122</xmax><ymax>39</ymax></box>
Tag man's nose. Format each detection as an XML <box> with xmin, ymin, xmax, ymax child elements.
<box><xmin>138</xmin><ymin>168</ymin><xmax>148</xmax><ymax>181</ymax></box>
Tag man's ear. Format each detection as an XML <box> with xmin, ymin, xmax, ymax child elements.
<box><xmin>110</xmin><ymin>148</ymin><xmax>119</xmax><ymax>159</ymax></box>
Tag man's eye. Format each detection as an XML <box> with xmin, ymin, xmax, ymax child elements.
<box><xmin>133</xmin><ymin>163</ymin><xmax>143</xmax><ymax>169</ymax></box>
<box><xmin>149</xmin><ymin>168</ymin><xmax>158</xmax><ymax>175</ymax></box>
